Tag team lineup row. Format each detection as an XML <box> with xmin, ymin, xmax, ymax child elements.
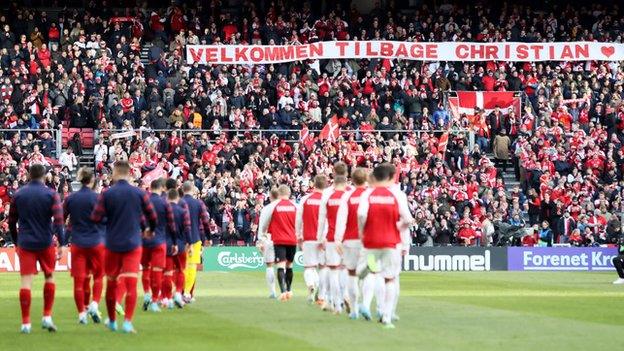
<box><xmin>256</xmin><ymin>162</ymin><xmax>413</xmax><ymax>328</ymax></box>
<box><xmin>9</xmin><ymin>162</ymin><xmax>209</xmax><ymax>334</ymax></box>
<box><xmin>9</xmin><ymin>160</ymin><xmax>412</xmax><ymax>333</ymax></box>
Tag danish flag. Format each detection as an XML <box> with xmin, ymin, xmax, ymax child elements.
<box><xmin>319</xmin><ymin>116</ymin><xmax>341</xmax><ymax>142</ymax></box>
<box><xmin>299</xmin><ymin>126</ymin><xmax>315</xmax><ymax>150</ymax></box>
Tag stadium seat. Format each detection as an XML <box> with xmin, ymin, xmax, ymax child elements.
<box><xmin>61</xmin><ymin>129</ymin><xmax>69</xmax><ymax>148</ymax></box>
<box><xmin>81</xmin><ymin>129</ymin><xmax>94</xmax><ymax>148</ymax></box>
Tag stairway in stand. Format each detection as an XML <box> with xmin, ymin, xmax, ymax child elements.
<box><xmin>78</xmin><ymin>148</ymin><xmax>95</xmax><ymax>173</ymax></box>
<box><xmin>487</xmin><ymin>153</ymin><xmax>529</xmax><ymax>224</ymax></box>
<box><xmin>139</xmin><ymin>42</ymin><xmax>153</xmax><ymax>66</ymax></box>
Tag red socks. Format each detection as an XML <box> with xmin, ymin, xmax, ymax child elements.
<box><xmin>73</xmin><ymin>276</ymin><xmax>85</xmax><ymax>313</ymax></box>
<box><xmin>105</xmin><ymin>279</ymin><xmax>118</xmax><ymax>322</ymax></box>
<box><xmin>162</xmin><ymin>274</ymin><xmax>173</xmax><ymax>299</ymax></box>
<box><xmin>141</xmin><ymin>269</ymin><xmax>151</xmax><ymax>294</ymax></box>
<box><xmin>83</xmin><ymin>277</ymin><xmax>91</xmax><ymax>306</ymax></box>
<box><xmin>20</xmin><ymin>282</ymin><xmax>54</xmax><ymax>324</ymax></box>
<box><xmin>43</xmin><ymin>282</ymin><xmax>55</xmax><ymax>317</ymax></box>
<box><xmin>92</xmin><ymin>277</ymin><xmax>103</xmax><ymax>303</ymax></box>
<box><xmin>123</xmin><ymin>276</ymin><xmax>138</xmax><ymax>321</ymax></box>
<box><xmin>116</xmin><ymin>279</ymin><xmax>126</xmax><ymax>304</ymax></box>
<box><xmin>175</xmin><ymin>271</ymin><xmax>185</xmax><ymax>294</ymax></box>
<box><xmin>151</xmin><ymin>270</ymin><xmax>163</xmax><ymax>302</ymax></box>
<box><xmin>19</xmin><ymin>288</ymin><xmax>31</xmax><ymax>324</ymax></box>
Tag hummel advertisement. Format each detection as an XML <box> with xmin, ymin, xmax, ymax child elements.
<box><xmin>403</xmin><ymin>247</ymin><xmax>508</xmax><ymax>271</ymax></box>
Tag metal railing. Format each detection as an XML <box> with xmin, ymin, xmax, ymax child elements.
<box><xmin>94</xmin><ymin>128</ymin><xmax>474</xmax><ymax>147</ymax></box>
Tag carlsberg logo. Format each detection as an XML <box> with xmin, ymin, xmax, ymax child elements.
<box><xmin>217</xmin><ymin>251</ymin><xmax>264</xmax><ymax>269</ymax></box>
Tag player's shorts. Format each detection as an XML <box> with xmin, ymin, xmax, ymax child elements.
<box><xmin>17</xmin><ymin>245</ymin><xmax>56</xmax><ymax>276</ymax></box>
<box><xmin>104</xmin><ymin>246</ymin><xmax>142</xmax><ymax>277</ymax></box>
<box><xmin>71</xmin><ymin>243</ymin><xmax>105</xmax><ymax>278</ymax></box>
<box><xmin>187</xmin><ymin>241</ymin><xmax>202</xmax><ymax>265</ymax></box>
<box><xmin>324</xmin><ymin>242</ymin><xmax>342</xmax><ymax>267</ymax></box>
<box><xmin>342</xmin><ymin>240</ymin><xmax>362</xmax><ymax>271</ymax></box>
<box><xmin>166</xmin><ymin>253</ymin><xmax>187</xmax><ymax>272</ymax></box>
<box><xmin>141</xmin><ymin>243</ymin><xmax>167</xmax><ymax>270</ymax></box>
<box><xmin>301</xmin><ymin>241</ymin><xmax>321</xmax><ymax>267</ymax></box>
<box><xmin>356</xmin><ymin>247</ymin><xmax>400</xmax><ymax>279</ymax></box>
<box><xmin>274</xmin><ymin>245</ymin><xmax>296</xmax><ymax>263</ymax></box>
<box><xmin>391</xmin><ymin>247</ymin><xmax>402</xmax><ymax>277</ymax></box>
<box><xmin>262</xmin><ymin>241</ymin><xmax>275</xmax><ymax>264</ymax></box>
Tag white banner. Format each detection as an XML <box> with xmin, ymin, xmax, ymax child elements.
<box><xmin>110</xmin><ymin>130</ymin><xmax>138</xmax><ymax>140</ymax></box>
<box><xmin>186</xmin><ymin>41</ymin><xmax>624</xmax><ymax>65</ymax></box>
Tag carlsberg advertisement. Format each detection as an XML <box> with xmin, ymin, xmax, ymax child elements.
<box><xmin>203</xmin><ymin>247</ymin><xmax>305</xmax><ymax>272</ymax></box>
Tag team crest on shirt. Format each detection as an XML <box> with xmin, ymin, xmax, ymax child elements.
<box><xmin>328</xmin><ymin>199</ymin><xmax>342</xmax><ymax>206</ymax></box>
<box><xmin>306</xmin><ymin>199</ymin><xmax>322</xmax><ymax>205</ymax></box>
<box><xmin>369</xmin><ymin>196</ymin><xmax>395</xmax><ymax>204</ymax></box>
<box><xmin>276</xmin><ymin>205</ymin><xmax>297</xmax><ymax>212</ymax></box>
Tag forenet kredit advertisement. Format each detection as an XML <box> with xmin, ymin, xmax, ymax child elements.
<box><xmin>507</xmin><ymin>247</ymin><xmax>617</xmax><ymax>271</ymax></box>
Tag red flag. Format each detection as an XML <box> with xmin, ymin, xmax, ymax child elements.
<box><xmin>300</xmin><ymin>126</ymin><xmax>315</xmax><ymax>150</ymax></box>
<box><xmin>438</xmin><ymin>133</ymin><xmax>449</xmax><ymax>155</ymax></box>
<box><xmin>319</xmin><ymin>116</ymin><xmax>341</xmax><ymax>142</ymax></box>
<box><xmin>448</xmin><ymin>91</ymin><xmax>521</xmax><ymax>121</ymax></box>
<box><xmin>142</xmin><ymin>164</ymin><xmax>167</xmax><ymax>185</ymax></box>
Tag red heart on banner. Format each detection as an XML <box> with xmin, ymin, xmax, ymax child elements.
<box><xmin>601</xmin><ymin>46</ymin><xmax>615</xmax><ymax>58</ymax></box>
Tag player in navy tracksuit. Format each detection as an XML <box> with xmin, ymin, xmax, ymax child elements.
<box><xmin>162</xmin><ymin>188</ymin><xmax>191</xmax><ymax>309</ymax></box>
<box><xmin>180</xmin><ymin>181</ymin><xmax>210</xmax><ymax>301</ymax></box>
<box><xmin>63</xmin><ymin>168</ymin><xmax>105</xmax><ymax>325</ymax></box>
<box><xmin>8</xmin><ymin>164</ymin><xmax>66</xmax><ymax>333</ymax></box>
<box><xmin>91</xmin><ymin>161</ymin><xmax>157</xmax><ymax>334</ymax></box>
<box><xmin>141</xmin><ymin>178</ymin><xmax>176</xmax><ymax>312</ymax></box>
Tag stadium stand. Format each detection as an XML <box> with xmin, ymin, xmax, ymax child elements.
<box><xmin>0</xmin><ymin>1</ymin><xmax>622</xmax><ymax>247</ymax></box>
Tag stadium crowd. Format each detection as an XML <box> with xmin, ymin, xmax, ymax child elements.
<box><xmin>0</xmin><ymin>1</ymin><xmax>623</xmax><ymax>247</ymax></box>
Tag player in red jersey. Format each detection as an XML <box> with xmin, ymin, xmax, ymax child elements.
<box><xmin>256</xmin><ymin>188</ymin><xmax>280</xmax><ymax>299</ymax></box>
<box><xmin>295</xmin><ymin>175</ymin><xmax>327</xmax><ymax>304</ymax></box>
<box><xmin>318</xmin><ymin>172</ymin><xmax>349</xmax><ymax>314</ymax></box>
<box><xmin>259</xmin><ymin>185</ymin><xmax>297</xmax><ymax>301</ymax></box>
<box><xmin>335</xmin><ymin>168</ymin><xmax>369</xmax><ymax>319</ymax></box>
<box><xmin>8</xmin><ymin>164</ymin><xmax>66</xmax><ymax>333</ymax></box>
<box><xmin>357</xmin><ymin>163</ymin><xmax>413</xmax><ymax>329</ymax></box>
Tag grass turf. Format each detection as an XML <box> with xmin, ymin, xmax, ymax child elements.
<box><xmin>0</xmin><ymin>271</ymin><xmax>622</xmax><ymax>351</ymax></box>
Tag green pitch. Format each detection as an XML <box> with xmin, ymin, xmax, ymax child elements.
<box><xmin>0</xmin><ymin>271</ymin><xmax>622</xmax><ymax>351</ymax></box>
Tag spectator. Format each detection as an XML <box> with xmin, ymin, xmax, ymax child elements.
<box><xmin>493</xmin><ymin>130</ymin><xmax>511</xmax><ymax>173</ymax></box>
<box><xmin>59</xmin><ymin>146</ymin><xmax>78</xmax><ymax>172</ymax></box>
<box><xmin>68</xmin><ymin>133</ymin><xmax>83</xmax><ymax>157</ymax></box>
<box><xmin>538</xmin><ymin>221</ymin><xmax>554</xmax><ymax>247</ymax></box>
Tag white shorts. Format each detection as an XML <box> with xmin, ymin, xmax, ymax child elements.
<box><xmin>262</xmin><ymin>242</ymin><xmax>275</xmax><ymax>264</ymax></box>
<box><xmin>342</xmin><ymin>240</ymin><xmax>362</xmax><ymax>271</ymax></box>
<box><xmin>302</xmin><ymin>241</ymin><xmax>322</xmax><ymax>267</ymax></box>
<box><xmin>325</xmin><ymin>242</ymin><xmax>342</xmax><ymax>266</ymax></box>
<box><xmin>391</xmin><ymin>247</ymin><xmax>402</xmax><ymax>277</ymax></box>
<box><xmin>357</xmin><ymin>247</ymin><xmax>400</xmax><ymax>279</ymax></box>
